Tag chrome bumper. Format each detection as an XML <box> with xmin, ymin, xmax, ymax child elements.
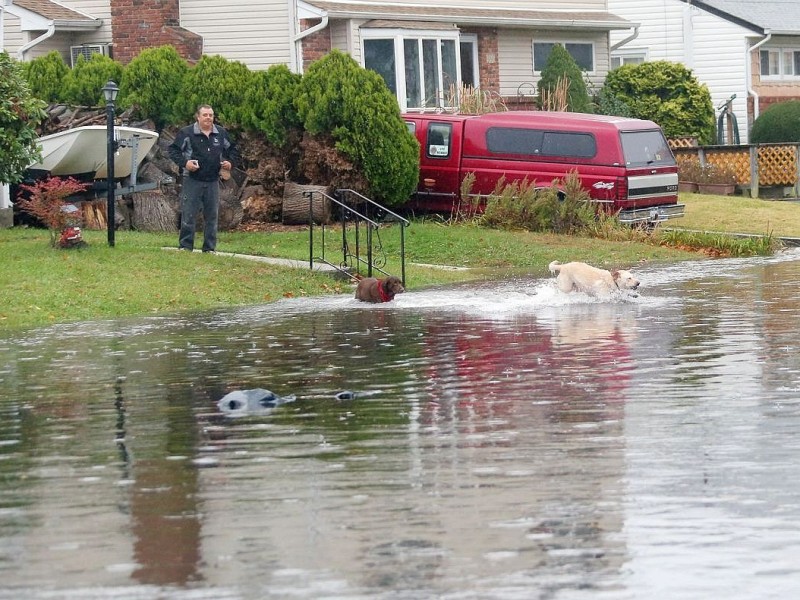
<box><xmin>618</xmin><ymin>203</ymin><xmax>685</xmax><ymax>225</ymax></box>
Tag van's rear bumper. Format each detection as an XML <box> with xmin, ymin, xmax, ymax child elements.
<box><xmin>617</xmin><ymin>203</ymin><xmax>685</xmax><ymax>224</ymax></box>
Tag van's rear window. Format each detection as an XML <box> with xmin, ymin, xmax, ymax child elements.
<box><xmin>620</xmin><ymin>130</ymin><xmax>675</xmax><ymax>167</ymax></box>
<box><xmin>486</xmin><ymin>127</ymin><xmax>596</xmax><ymax>159</ymax></box>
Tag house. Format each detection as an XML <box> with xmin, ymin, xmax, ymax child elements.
<box><xmin>2</xmin><ymin>1</ymin><xmax>641</xmax><ymax>220</ymax></box>
<box><xmin>2</xmin><ymin>0</ymin><xmax>636</xmax><ymax>110</ymax></box>
<box><xmin>608</xmin><ymin>0</ymin><xmax>800</xmax><ymax>143</ymax></box>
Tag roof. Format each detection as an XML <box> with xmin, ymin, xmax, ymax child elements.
<box><xmin>681</xmin><ymin>0</ymin><xmax>800</xmax><ymax>35</ymax></box>
<box><xmin>302</xmin><ymin>1</ymin><xmax>634</xmax><ymax>31</ymax></box>
<box><xmin>7</xmin><ymin>0</ymin><xmax>101</xmax><ymax>29</ymax></box>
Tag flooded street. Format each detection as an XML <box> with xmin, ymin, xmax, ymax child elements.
<box><xmin>1</xmin><ymin>250</ymin><xmax>799</xmax><ymax>599</ymax></box>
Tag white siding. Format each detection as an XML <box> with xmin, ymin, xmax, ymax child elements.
<box><xmin>181</xmin><ymin>0</ymin><xmax>292</xmax><ymax>70</ymax></box>
<box><xmin>609</xmin><ymin>0</ymin><xmax>753</xmax><ymax>142</ymax></box>
<box><xmin>689</xmin><ymin>6</ymin><xmax>750</xmax><ymax>141</ymax></box>
<box><xmin>498</xmin><ymin>29</ymin><xmax>610</xmax><ymax>99</ymax></box>
<box><xmin>362</xmin><ymin>0</ymin><xmax>609</xmax><ymax>9</ymax></box>
<box><xmin>2</xmin><ymin>1</ymin><xmax>110</xmax><ymax>62</ymax></box>
<box><xmin>2</xmin><ymin>13</ymin><xmax>24</xmax><ymax>56</ymax></box>
<box><xmin>609</xmin><ymin>0</ymin><xmax>684</xmax><ymax>62</ymax></box>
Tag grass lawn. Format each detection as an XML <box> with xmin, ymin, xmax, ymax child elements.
<box><xmin>671</xmin><ymin>192</ymin><xmax>800</xmax><ymax>237</ymax></box>
<box><xmin>1</xmin><ymin>191</ymin><xmax>797</xmax><ymax>331</ymax></box>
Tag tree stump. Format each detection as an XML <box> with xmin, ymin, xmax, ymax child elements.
<box><xmin>282</xmin><ymin>182</ymin><xmax>331</xmax><ymax>224</ymax></box>
<box><xmin>131</xmin><ymin>191</ymin><xmax>178</xmax><ymax>231</ymax></box>
<box><xmin>81</xmin><ymin>201</ymin><xmax>107</xmax><ymax>230</ymax></box>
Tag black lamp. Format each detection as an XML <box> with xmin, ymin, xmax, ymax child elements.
<box><xmin>102</xmin><ymin>80</ymin><xmax>119</xmax><ymax>246</ymax></box>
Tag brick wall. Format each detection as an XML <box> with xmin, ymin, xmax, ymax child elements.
<box><xmin>462</xmin><ymin>27</ymin><xmax>499</xmax><ymax>93</ymax></box>
<box><xmin>110</xmin><ymin>0</ymin><xmax>202</xmax><ymax>64</ymax></box>
<box><xmin>300</xmin><ymin>20</ymin><xmax>332</xmax><ymax>71</ymax></box>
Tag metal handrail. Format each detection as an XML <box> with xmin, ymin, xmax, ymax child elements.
<box><xmin>335</xmin><ymin>189</ymin><xmax>410</xmax><ymax>284</ymax></box>
<box><xmin>304</xmin><ymin>189</ymin><xmax>408</xmax><ymax>285</ymax></box>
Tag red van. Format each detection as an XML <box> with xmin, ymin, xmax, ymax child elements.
<box><xmin>403</xmin><ymin>111</ymin><xmax>683</xmax><ymax>224</ymax></box>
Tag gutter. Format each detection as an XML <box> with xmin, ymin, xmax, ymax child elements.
<box><xmin>747</xmin><ymin>31</ymin><xmax>771</xmax><ymax>122</ymax></box>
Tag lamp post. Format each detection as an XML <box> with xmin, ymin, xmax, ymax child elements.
<box><xmin>102</xmin><ymin>80</ymin><xmax>119</xmax><ymax>246</ymax></box>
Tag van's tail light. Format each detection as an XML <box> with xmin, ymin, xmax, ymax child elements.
<box><xmin>616</xmin><ymin>176</ymin><xmax>628</xmax><ymax>200</ymax></box>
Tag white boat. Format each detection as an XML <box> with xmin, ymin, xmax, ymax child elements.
<box><xmin>28</xmin><ymin>125</ymin><xmax>159</xmax><ymax>180</ymax></box>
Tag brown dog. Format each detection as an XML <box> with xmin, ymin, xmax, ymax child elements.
<box><xmin>355</xmin><ymin>276</ymin><xmax>405</xmax><ymax>303</ymax></box>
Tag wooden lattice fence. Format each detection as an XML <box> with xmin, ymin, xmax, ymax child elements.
<box><xmin>671</xmin><ymin>141</ymin><xmax>800</xmax><ymax>197</ymax></box>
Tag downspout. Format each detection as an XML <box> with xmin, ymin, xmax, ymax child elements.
<box><xmin>289</xmin><ymin>0</ymin><xmax>298</xmax><ymax>73</ymax></box>
<box><xmin>747</xmin><ymin>31</ymin><xmax>771</xmax><ymax>121</ymax></box>
<box><xmin>17</xmin><ymin>22</ymin><xmax>56</xmax><ymax>61</ymax></box>
<box><xmin>292</xmin><ymin>3</ymin><xmax>328</xmax><ymax>75</ymax></box>
<box><xmin>610</xmin><ymin>25</ymin><xmax>640</xmax><ymax>52</ymax></box>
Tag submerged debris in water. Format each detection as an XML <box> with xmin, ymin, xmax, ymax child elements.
<box><xmin>217</xmin><ymin>388</ymin><xmax>296</xmax><ymax>416</ymax></box>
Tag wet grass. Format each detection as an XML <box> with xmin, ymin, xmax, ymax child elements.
<box><xmin>1</xmin><ymin>224</ymin><xmax>697</xmax><ymax>331</ymax></box>
<box><xmin>5</xmin><ymin>189</ymin><xmax>796</xmax><ymax>331</ymax></box>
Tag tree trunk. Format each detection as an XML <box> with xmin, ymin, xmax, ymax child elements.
<box><xmin>282</xmin><ymin>181</ymin><xmax>331</xmax><ymax>224</ymax></box>
<box><xmin>131</xmin><ymin>191</ymin><xmax>178</xmax><ymax>231</ymax></box>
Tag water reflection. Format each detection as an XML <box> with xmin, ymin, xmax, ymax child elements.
<box><xmin>1</xmin><ymin>250</ymin><xmax>799</xmax><ymax>599</ymax></box>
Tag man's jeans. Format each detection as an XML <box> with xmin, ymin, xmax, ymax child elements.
<box><xmin>179</xmin><ymin>177</ymin><xmax>219</xmax><ymax>252</ymax></box>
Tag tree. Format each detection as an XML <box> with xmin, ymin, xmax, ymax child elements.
<box><xmin>0</xmin><ymin>51</ymin><xmax>47</xmax><ymax>184</ymax></box>
<box><xmin>62</xmin><ymin>53</ymin><xmax>125</xmax><ymax>107</ymax></box>
<box><xmin>16</xmin><ymin>177</ymin><xmax>89</xmax><ymax>247</ymax></box>
<box><xmin>295</xmin><ymin>50</ymin><xmax>419</xmax><ymax>206</ymax></box>
<box><xmin>241</xmin><ymin>64</ymin><xmax>302</xmax><ymax>147</ymax></box>
<box><xmin>537</xmin><ymin>44</ymin><xmax>593</xmax><ymax>113</ymax></box>
<box><xmin>172</xmin><ymin>55</ymin><xmax>253</xmax><ymax>127</ymax></box>
<box><xmin>22</xmin><ymin>51</ymin><xmax>69</xmax><ymax>104</ymax></box>
<box><xmin>120</xmin><ymin>45</ymin><xmax>189</xmax><ymax>130</ymax></box>
<box><xmin>600</xmin><ymin>61</ymin><xmax>715</xmax><ymax>144</ymax></box>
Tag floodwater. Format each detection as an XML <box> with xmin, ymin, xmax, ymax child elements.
<box><xmin>1</xmin><ymin>250</ymin><xmax>800</xmax><ymax>600</ymax></box>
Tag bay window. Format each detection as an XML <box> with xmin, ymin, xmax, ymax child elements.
<box><xmin>363</xmin><ymin>28</ymin><xmax>477</xmax><ymax>111</ymax></box>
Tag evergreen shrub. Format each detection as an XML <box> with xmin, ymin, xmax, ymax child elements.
<box><xmin>173</xmin><ymin>55</ymin><xmax>253</xmax><ymax>127</ymax></box>
<box><xmin>601</xmin><ymin>61</ymin><xmax>715</xmax><ymax>144</ymax></box>
<box><xmin>537</xmin><ymin>44</ymin><xmax>593</xmax><ymax>113</ymax></box>
<box><xmin>22</xmin><ymin>51</ymin><xmax>68</xmax><ymax>104</ymax></box>
<box><xmin>750</xmin><ymin>100</ymin><xmax>800</xmax><ymax>143</ymax></box>
<box><xmin>62</xmin><ymin>53</ymin><xmax>124</xmax><ymax>107</ymax></box>
<box><xmin>295</xmin><ymin>50</ymin><xmax>419</xmax><ymax>206</ymax></box>
<box><xmin>120</xmin><ymin>45</ymin><xmax>188</xmax><ymax>130</ymax></box>
<box><xmin>241</xmin><ymin>64</ymin><xmax>302</xmax><ymax>147</ymax></box>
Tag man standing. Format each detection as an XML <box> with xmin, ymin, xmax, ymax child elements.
<box><xmin>168</xmin><ymin>105</ymin><xmax>239</xmax><ymax>253</ymax></box>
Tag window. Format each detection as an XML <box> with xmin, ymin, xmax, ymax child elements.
<box><xmin>620</xmin><ymin>131</ymin><xmax>675</xmax><ymax>168</ymax></box>
<box><xmin>460</xmin><ymin>34</ymin><xmax>478</xmax><ymax>89</ymax></box>
<box><xmin>363</xmin><ymin>29</ymin><xmax>479</xmax><ymax>111</ymax></box>
<box><xmin>486</xmin><ymin>127</ymin><xmax>597</xmax><ymax>159</ymax></box>
<box><xmin>426</xmin><ymin>123</ymin><xmax>452</xmax><ymax>158</ymax></box>
<box><xmin>760</xmin><ymin>47</ymin><xmax>800</xmax><ymax>79</ymax></box>
<box><xmin>533</xmin><ymin>42</ymin><xmax>594</xmax><ymax>73</ymax></box>
<box><xmin>364</xmin><ymin>39</ymin><xmax>397</xmax><ymax>94</ymax></box>
<box><xmin>610</xmin><ymin>50</ymin><xmax>647</xmax><ymax>69</ymax></box>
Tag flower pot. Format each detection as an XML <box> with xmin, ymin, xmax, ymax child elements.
<box><xmin>697</xmin><ymin>182</ymin><xmax>736</xmax><ymax>196</ymax></box>
<box><xmin>678</xmin><ymin>181</ymin><xmax>699</xmax><ymax>193</ymax></box>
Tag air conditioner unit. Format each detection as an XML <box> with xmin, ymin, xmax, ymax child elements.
<box><xmin>70</xmin><ymin>44</ymin><xmax>110</xmax><ymax>67</ymax></box>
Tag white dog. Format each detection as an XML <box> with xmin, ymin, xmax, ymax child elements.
<box><xmin>549</xmin><ymin>260</ymin><xmax>640</xmax><ymax>297</ymax></box>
